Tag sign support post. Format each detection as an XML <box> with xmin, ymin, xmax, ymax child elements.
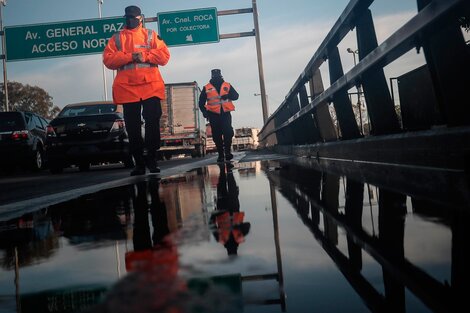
<box><xmin>252</xmin><ymin>0</ymin><xmax>268</xmax><ymax>124</ymax></box>
<box><xmin>97</xmin><ymin>0</ymin><xmax>107</xmax><ymax>101</ymax></box>
<box><xmin>1</xmin><ymin>0</ymin><xmax>8</xmax><ymax>112</ymax></box>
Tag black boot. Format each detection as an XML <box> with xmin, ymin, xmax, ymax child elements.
<box><xmin>224</xmin><ymin>145</ymin><xmax>233</xmax><ymax>161</ymax></box>
<box><xmin>130</xmin><ymin>154</ymin><xmax>146</xmax><ymax>176</ymax></box>
<box><xmin>225</xmin><ymin>152</ymin><xmax>233</xmax><ymax>161</ymax></box>
<box><xmin>146</xmin><ymin>153</ymin><xmax>160</xmax><ymax>174</ymax></box>
<box><xmin>216</xmin><ymin>147</ymin><xmax>225</xmax><ymax>163</ymax></box>
<box><xmin>130</xmin><ymin>164</ymin><xmax>146</xmax><ymax>176</ymax></box>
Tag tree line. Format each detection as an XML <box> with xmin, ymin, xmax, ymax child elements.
<box><xmin>0</xmin><ymin>81</ymin><xmax>60</xmax><ymax>119</ymax></box>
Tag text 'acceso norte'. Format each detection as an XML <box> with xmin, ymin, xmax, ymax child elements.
<box><xmin>23</xmin><ymin>23</ymin><xmax>124</xmax><ymax>55</ymax></box>
<box><xmin>31</xmin><ymin>38</ymin><xmax>109</xmax><ymax>54</ymax></box>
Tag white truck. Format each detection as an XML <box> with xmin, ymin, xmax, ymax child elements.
<box><xmin>158</xmin><ymin>82</ymin><xmax>207</xmax><ymax>160</ymax></box>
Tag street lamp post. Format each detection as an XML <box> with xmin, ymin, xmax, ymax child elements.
<box><xmin>252</xmin><ymin>0</ymin><xmax>269</xmax><ymax>124</ymax></box>
<box><xmin>98</xmin><ymin>0</ymin><xmax>108</xmax><ymax>101</ymax></box>
<box><xmin>347</xmin><ymin>47</ymin><xmax>358</xmax><ymax>66</ymax></box>
<box><xmin>1</xmin><ymin>0</ymin><xmax>8</xmax><ymax>112</ymax></box>
<box><xmin>347</xmin><ymin>48</ymin><xmax>363</xmax><ymax>134</ymax></box>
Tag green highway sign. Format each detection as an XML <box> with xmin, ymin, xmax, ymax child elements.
<box><xmin>4</xmin><ymin>17</ymin><xmax>125</xmax><ymax>61</ymax></box>
<box><xmin>157</xmin><ymin>7</ymin><xmax>219</xmax><ymax>47</ymax></box>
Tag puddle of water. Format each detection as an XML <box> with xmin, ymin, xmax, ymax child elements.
<box><xmin>0</xmin><ymin>159</ymin><xmax>465</xmax><ymax>313</ymax></box>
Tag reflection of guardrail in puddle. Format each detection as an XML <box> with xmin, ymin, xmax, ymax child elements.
<box><xmin>263</xmin><ymin>159</ymin><xmax>467</xmax><ymax>312</ymax></box>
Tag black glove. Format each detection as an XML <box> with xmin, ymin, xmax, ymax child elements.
<box><xmin>221</xmin><ymin>94</ymin><xmax>229</xmax><ymax>100</ymax></box>
<box><xmin>132</xmin><ymin>52</ymin><xmax>144</xmax><ymax>63</ymax></box>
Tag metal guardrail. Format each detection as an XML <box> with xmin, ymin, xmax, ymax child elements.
<box><xmin>258</xmin><ymin>0</ymin><xmax>469</xmax><ymax>152</ymax></box>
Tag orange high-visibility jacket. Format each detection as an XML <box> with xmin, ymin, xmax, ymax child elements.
<box><xmin>204</xmin><ymin>82</ymin><xmax>235</xmax><ymax>114</ymax></box>
<box><xmin>103</xmin><ymin>24</ymin><xmax>170</xmax><ymax>104</ymax></box>
<box><xmin>215</xmin><ymin>211</ymin><xmax>245</xmax><ymax>244</ymax></box>
<box><xmin>125</xmin><ymin>241</ymin><xmax>178</xmax><ymax>275</ymax></box>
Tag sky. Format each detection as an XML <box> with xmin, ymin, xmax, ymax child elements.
<box><xmin>1</xmin><ymin>0</ymin><xmax>436</xmax><ymax>129</ymax></box>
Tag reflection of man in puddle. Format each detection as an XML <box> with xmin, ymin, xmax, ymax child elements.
<box><xmin>121</xmin><ymin>179</ymin><xmax>185</xmax><ymax>311</ymax></box>
<box><xmin>125</xmin><ymin>179</ymin><xmax>177</xmax><ymax>273</ymax></box>
<box><xmin>89</xmin><ymin>178</ymin><xmax>245</xmax><ymax>313</ymax></box>
<box><xmin>210</xmin><ymin>164</ymin><xmax>251</xmax><ymax>256</ymax></box>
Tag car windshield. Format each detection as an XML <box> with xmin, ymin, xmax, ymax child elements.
<box><xmin>0</xmin><ymin>112</ymin><xmax>25</xmax><ymax>132</ymax></box>
<box><xmin>58</xmin><ymin>104</ymin><xmax>117</xmax><ymax>117</ymax></box>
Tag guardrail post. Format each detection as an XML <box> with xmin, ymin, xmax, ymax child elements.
<box><xmin>417</xmin><ymin>0</ymin><xmax>470</xmax><ymax>126</ymax></box>
<box><xmin>321</xmin><ymin>173</ymin><xmax>340</xmax><ymax>244</ymax></box>
<box><xmin>299</xmin><ymin>84</ymin><xmax>322</xmax><ymax>143</ymax></box>
<box><xmin>328</xmin><ymin>47</ymin><xmax>361</xmax><ymax>140</ymax></box>
<box><xmin>344</xmin><ymin>180</ymin><xmax>364</xmax><ymax>270</ymax></box>
<box><xmin>396</xmin><ymin>64</ymin><xmax>442</xmax><ymax>130</ymax></box>
<box><xmin>289</xmin><ymin>94</ymin><xmax>305</xmax><ymax>145</ymax></box>
<box><xmin>285</xmin><ymin>100</ymin><xmax>296</xmax><ymax>145</ymax></box>
<box><xmin>273</xmin><ymin>116</ymin><xmax>282</xmax><ymax>145</ymax></box>
<box><xmin>356</xmin><ymin>9</ymin><xmax>401</xmax><ymax>135</ymax></box>
<box><xmin>378</xmin><ymin>189</ymin><xmax>407</xmax><ymax>311</ymax></box>
<box><xmin>309</xmin><ymin>68</ymin><xmax>337</xmax><ymax>142</ymax></box>
<box><xmin>275</xmin><ymin>105</ymin><xmax>293</xmax><ymax>145</ymax></box>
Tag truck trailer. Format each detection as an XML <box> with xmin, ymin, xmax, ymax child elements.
<box><xmin>158</xmin><ymin>82</ymin><xmax>207</xmax><ymax>160</ymax></box>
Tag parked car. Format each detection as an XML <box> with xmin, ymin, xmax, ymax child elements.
<box><xmin>0</xmin><ymin>111</ymin><xmax>49</xmax><ymax>172</ymax></box>
<box><xmin>45</xmin><ymin>101</ymin><xmax>133</xmax><ymax>173</ymax></box>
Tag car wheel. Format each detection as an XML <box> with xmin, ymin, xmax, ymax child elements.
<box><xmin>78</xmin><ymin>163</ymin><xmax>90</xmax><ymax>172</ymax></box>
<box><xmin>30</xmin><ymin>148</ymin><xmax>44</xmax><ymax>171</ymax></box>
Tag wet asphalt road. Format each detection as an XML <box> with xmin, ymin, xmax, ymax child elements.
<box><xmin>0</xmin><ymin>151</ymin><xmax>291</xmax><ymax>220</ymax></box>
<box><xmin>0</xmin><ymin>153</ymin><xmax>222</xmax><ymax>216</ymax></box>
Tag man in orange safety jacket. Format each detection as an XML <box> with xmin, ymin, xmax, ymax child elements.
<box><xmin>103</xmin><ymin>5</ymin><xmax>170</xmax><ymax>176</ymax></box>
<box><xmin>198</xmin><ymin>69</ymin><xmax>239</xmax><ymax>163</ymax></box>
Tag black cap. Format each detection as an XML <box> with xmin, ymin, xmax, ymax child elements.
<box><xmin>211</xmin><ymin>69</ymin><xmax>222</xmax><ymax>78</ymax></box>
<box><xmin>124</xmin><ymin>5</ymin><xmax>141</xmax><ymax>17</ymax></box>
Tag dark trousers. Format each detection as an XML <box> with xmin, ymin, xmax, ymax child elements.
<box><xmin>123</xmin><ymin>97</ymin><xmax>162</xmax><ymax>165</ymax></box>
<box><xmin>208</xmin><ymin>111</ymin><xmax>234</xmax><ymax>153</ymax></box>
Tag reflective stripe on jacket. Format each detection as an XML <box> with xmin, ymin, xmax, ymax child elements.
<box><xmin>204</xmin><ymin>82</ymin><xmax>235</xmax><ymax>114</ymax></box>
<box><xmin>103</xmin><ymin>25</ymin><xmax>170</xmax><ymax>104</ymax></box>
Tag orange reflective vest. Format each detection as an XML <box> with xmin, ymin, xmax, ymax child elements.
<box><xmin>125</xmin><ymin>246</ymin><xmax>178</xmax><ymax>275</ymax></box>
<box><xmin>204</xmin><ymin>82</ymin><xmax>235</xmax><ymax>114</ymax></box>
<box><xmin>103</xmin><ymin>25</ymin><xmax>170</xmax><ymax>104</ymax></box>
<box><xmin>215</xmin><ymin>212</ymin><xmax>245</xmax><ymax>244</ymax></box>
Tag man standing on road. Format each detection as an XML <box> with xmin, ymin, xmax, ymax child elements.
<box><xmin>103</xmin><ymin>5</ymin><xmax>170</xmax><ymax>176</ymax></box>
<box><xmin>198</xmin><ymin>69</ymin><xmax>239</xmax><ymax>163</ymax></box>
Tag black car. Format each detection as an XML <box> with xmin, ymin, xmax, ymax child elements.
<box><xmin>45</xmin><ymin>101</ymin><xmax>133</xmax><ymax>173</ymax></box>
<box><xmin>0</xmin><ymin>111</ymin><xmax>49</xmax><ymax>172</ymax></box>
